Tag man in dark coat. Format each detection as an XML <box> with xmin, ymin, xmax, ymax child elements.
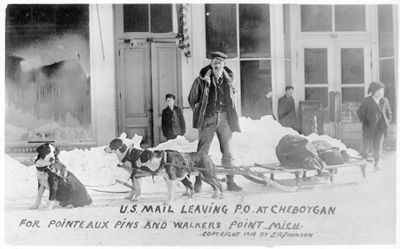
<box><xmin>357</xmin><ymin>81</ymin><xmax>392</xmax><ymax>170</ymax></box>
<box><xmin>188</xmin><ymin>51</ymin><xmax>242</xmax><ymax>192</ymax></box>
<box><xmin>161</xmin><ymin>94</ymin><xmax>186</xmax><ymax>141</ymax></box>
<box><xmin>278</xmin><ymin>85</ymin><xmax>298</xmax><ymax>130</ymax></box>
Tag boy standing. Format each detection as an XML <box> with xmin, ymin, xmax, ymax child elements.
<box><xmin>357</xmin><ymin>81</ymin><xmax>392</xmax><ymax>170</ymax></box>
<box><xmin>161</xmin><ymin>94</ymin><xmax>186</xmax><ymax>141</ymax></box>
<box><xmin>278</xmin><ymin>85</ymin><xmax>297</xmax><ymax>130</ymax></box>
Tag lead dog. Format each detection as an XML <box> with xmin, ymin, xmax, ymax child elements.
<box><xmin>104</xmin><ymin>138</ymin><xmax>223</xmax><ymax>204</ymax></box>
<box><xmin>30</xmin><ymin>143</ymin><xmax>92</xmax><ymax>210</ymax></box>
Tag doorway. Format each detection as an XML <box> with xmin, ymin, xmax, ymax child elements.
<box><xmin>297</xmin><ymin>39</ymin><xmax>372</xmax><ymax>140</ymax></box>
<box><xmin>116</xmin><ymin>39</ymin><xmax>179</xmax><ymax>147</ymax></box>
<box><xmin>115</xmin><ymin>4</ymin><xmax>180</xmax><ymax>147</ymax></box>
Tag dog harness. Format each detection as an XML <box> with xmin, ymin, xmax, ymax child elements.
<box><xmin>120</xmin><ymin>149</ymin><xmax>168</xmax><ymax>182</ymax></box>
<box><xmin>36</xmin><ymin>159</ymin><xmax>68</xmax><ymax>181</ymax></box>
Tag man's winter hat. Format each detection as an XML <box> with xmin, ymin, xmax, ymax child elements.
<box><xmin>210</xmin><ymin>51</ymin><xmax>228</xmax><ymax>60</ymax></box>
<box><xmin>368</xmin><ymin>81</ymin><xmax>385</xmax><ymax>95</ymax></box>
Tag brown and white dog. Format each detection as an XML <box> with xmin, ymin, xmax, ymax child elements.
<box><xmin>104</xmin><ymin>138</ymin><xmax>223</xmax><ymax>204</ymax></box>
<box><xmin>30</xmin><ymin>143</ymin><xmax>92</xmax><ymax>210</ymax></box>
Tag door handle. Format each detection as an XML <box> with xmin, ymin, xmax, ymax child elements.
<box><xmin>148</xmin><ymin>108</ymin><xmax>153</xmax><ymax>113</ymax></box>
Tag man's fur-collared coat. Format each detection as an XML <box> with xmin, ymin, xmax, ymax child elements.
<box><xmin>188</xmin><ymin>65</ymin><xmax>240</xmax><ymax>132</ymax></box>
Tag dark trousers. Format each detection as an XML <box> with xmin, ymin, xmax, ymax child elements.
<box><xmin>197</xmin><ymin>112</ymin><xmax>233</xmax><ymax>168</ymax></box>
<box><xmin>359</xmin><ymin>132</ymin><xmax>384</xmax><ymax>163</ymax></box>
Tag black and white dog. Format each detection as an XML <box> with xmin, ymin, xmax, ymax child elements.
<box><xmin>30</xmin><ymin>143</ymin><xmax>92</xmax><ymax>210</ymax></box>
<box><xmin>104</xmin><ymin>138</ymin><xmax>223</xmax><ymax>204</ymax></box>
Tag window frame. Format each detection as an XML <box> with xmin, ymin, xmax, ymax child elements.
<box><xmin>115</xmin><ymin>4</ymin><xmax>177</xmax><ymax>40</ymax></box>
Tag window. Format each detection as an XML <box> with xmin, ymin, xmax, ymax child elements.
<box><xmin>239</xmin><ymin>4</ymin><xmax>270</xmax><ymax>58</ymax></box>
<box><xmin>341</xmin><ymin>48</ymin><xmax>364</xmax><ymax>84</ymax></box>
<box><xmin>304</xmin><ymin>49</ymin><xmax>328</xmax><ymax>84</ymax></box>
<box><xmin>301</xmin><ymin>5</ymin><xmax>366</xmax><ymax>32</ymax></box>
<box><xmin>205</xmin><ymin>4</ymin><xmax>237</xmax><ymax>58</ymax></box>
<box><xmin>205</xmin><ymin>4</ymin><xmax>272</xmax><ymax>119</ymax></box>
<box><xmin>123</xmin><ymin>4</ymin><xmax>173</xmax><ymax>33</ymax></box>
<box><xmin>301</xmin><ymin>5</ymin><xmax>332</xmax><ymax>32</ymax></box>
<box><xmin>334</xmin><ymin>5</ymin><xmax>366</xmax><ymax>31</ymax></box>
<box><xmin>5</xmin><ymin>5</ymin><xmax>91</xmax><ymax>143</ymax></box>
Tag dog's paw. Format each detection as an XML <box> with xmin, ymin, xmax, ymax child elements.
<box><xmin>29</xmin><ymin>205</ymin><xmax>39</xmax><ymax>210</ymax></box>
<box><xmin>212</xmin><ymin>193</ymin><xmax>224</xmax><ymax>199</ymax></box>
<box><xmin>130</xmin><ymin>197</ymin><xmax>140</xmax><ymax>202</ymax></box>
<box><xmin>43</xmin><ymin>201</ymin><xmax>55</xmax><ymax>210</ymax></box>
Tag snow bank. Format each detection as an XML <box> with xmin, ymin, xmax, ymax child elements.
<box><xmin>5</xmin><ymin>115</ymin><xmax>353</xmax><ymax>199</ymax></box>
<box><xmin>4</xmin><ymin>147</ymin><xmax>130</xmax><ymax>199</ymax></box>
<box><xmin>4</xmin><ymin>154</ymin><xmax>37</xmax><ymax>199</ymax></box>
<box><xmin>155</xmin><ymin>115</ymin><xmax>348</xmax><ymax>165</ymax></box>
<box><xmin>57</xmin><ymin>146</ymin><xmax>130</xmax><ymax>186</ymax></box>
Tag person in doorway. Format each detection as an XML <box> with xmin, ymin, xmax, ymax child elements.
<box><xmin>278</xmin><ymin>85</ymin><xmax>298</xmax><ymax>130</ymax></box>
<box><xmin>161</xmin><ymin>93</ymin><xmax>186</xmax><ymax>141</ymax></box>
<box><xmin>188</xmin><ymin>51</ymin><xmax>242</xmax><ymax>192</ymax></box>
<box><xmin>254</xmin><ymin>90</ymin><xmax>274</xmax><ymax>119</ymax></box>
<box><xmin>357</xmin><ymin>81</ymin><xmax>392</xmax><ymax>171</ymax></box>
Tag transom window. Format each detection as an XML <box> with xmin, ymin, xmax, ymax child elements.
<box><xmin>123</xmin><ymin>4</ymin><xmax>173</xmax><ymax>33</ymax></box>
<box><xmin>301</xmin><ymin>5</ymin><xmax>366</xmax><ymax>32</ymax></box>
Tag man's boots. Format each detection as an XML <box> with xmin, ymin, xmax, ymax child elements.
<box><xmin>226</xmin><ymin>175</ymin><xmax>242</xmax><ymax>191</ymax></box>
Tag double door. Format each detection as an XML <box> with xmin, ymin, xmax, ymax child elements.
<box><xmin>298</xmin><ymin>39</ymin><xmax>372</xmax><ymax>140</ymax></box>
<box><xmin>117</xmin><ymin>39</ymin><xmax>180</xmax><ymax>147</ymax></box>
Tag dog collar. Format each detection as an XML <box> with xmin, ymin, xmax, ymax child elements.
<box><xmin>35</xmin><ymin>166</ymin><xmax>49</xmax><ymax>172</ymax></box>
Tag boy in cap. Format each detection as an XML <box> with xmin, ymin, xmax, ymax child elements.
<box><xmin>357</xmin><ymin>81</ymin><xmax>392</xmax><ymax>170</ymax></box>
<box><xmin>278</xmin><ymin>85</ymin><xmax>298</xmax><ymax>130</ymax></box>
<box><xmin>161</xmin><ymin>93</ymin><xmax>186</xmax><ymax>141</ymax></box>
<box><xmin>188</xmin><ymin>51</ymin><xmax>242</xmax><ymax>192</ymax></box>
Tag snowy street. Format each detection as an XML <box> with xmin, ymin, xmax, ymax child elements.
<box><xmin>4</xmin><ymin>117</ymin><xmax>397</xmax><ymax>246</ymax></box>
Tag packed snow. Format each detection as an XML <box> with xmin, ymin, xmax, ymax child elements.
<box><xmin>5</xmin><ymin>115</ymin><xmax>358</xmax><ymax>199</ymax></box>
<box><xmin>3</xmin><ymin>116</ymin><xmax>396</xmax><ymax>246</ymax></box>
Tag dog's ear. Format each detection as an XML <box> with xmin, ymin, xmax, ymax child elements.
<box><xmin>36</xmin><ymin>143</ymin><xmax>46</xmax><ymax>154</ymax></box>
<box><xmin>109</xmin><ymin>138</ymin><xmax>123</xmax><ymax>151</ymax></box>
<box><xmin>34</xmin><ymin>154</ymin><xmax>41</xmax><ymax>164</ymax></box>
<box><xmin>35</xmin><ymin>143</ymin><xmax>48</xmax><ymax>162</ymax></box>
<box><xmin>119</xmin><ymin>143</ymin><xmax>127</xmax><ymax>153</ymax></box>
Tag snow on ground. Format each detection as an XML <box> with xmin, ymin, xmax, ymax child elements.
<box><xmin>3</xmin><ymin>116</ymin><xmax>397</xmax><ymax>245</ymax></box>
<box><xmin>4</xmin><ymin>152</ymin><xmax>396</xmax><ymax>246</ymax></box>
<box><xmin>5</xmin><ymin>116</ymin><xmax>353</xmax><ymax>199</ymax></box>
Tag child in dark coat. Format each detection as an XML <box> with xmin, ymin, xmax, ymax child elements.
<box><xmin>357</xmin><ymin>81</ymin><xmax>392</xmax><ymax>170</ymax></box>
<box><xmin>161</xmin><ymin>94</ymin><xmax>186</xmax><ymax>141</ymax></box>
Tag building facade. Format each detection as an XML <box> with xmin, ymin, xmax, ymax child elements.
<box><xmin>5</xmin><ymin>4</ymin><xmax>398</xmax><ymax>151</ymax></box>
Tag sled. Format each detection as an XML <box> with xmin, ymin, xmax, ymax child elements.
<box><xmin>112</xmin><ymin>158</ymin><xmax>369</xmax><ymax>193</ymax></box>
<box><xmin>219</xmin><ymin>158</ymin><xmax>369</xmax><ymax>191</ymax></box>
